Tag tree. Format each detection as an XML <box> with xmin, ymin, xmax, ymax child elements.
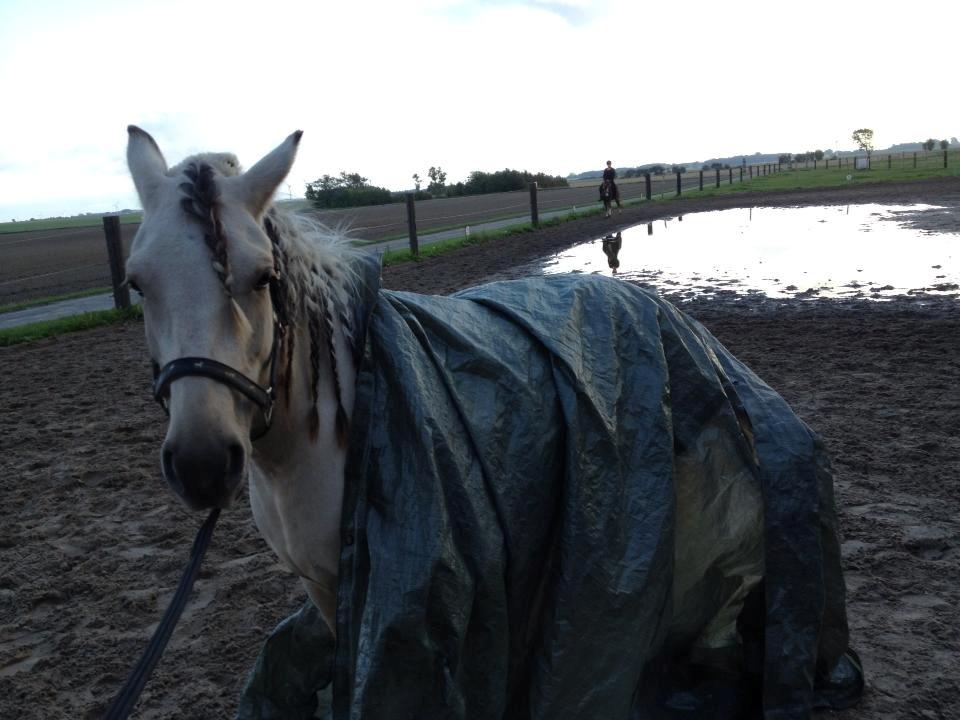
<box><xmin>814</xmin><ymin>149</ymin><xmax>824</xmax><ymax>161</ymax></box>
<box><xmin>339</xmin><ymin>172</ymin><xmax>368</xmax><ymax>189</ymax></box>
<box><xmin>922</xmin><ymin>138</ymin><xmax>937</xmax><ymax>151</ymax></box>
<box><xmin>851</xmin><ymin>128</ymin><xmax>874</xmax><ymax>156</ymax></box>
<box><xmin>412</xmin><ymin>173</ymin><xmax>421</xmax><ymax>192</ymax></box>
<box><xmin>940</xmin><ymin>139</ymin><xmax>950</xmax><ymax>150</ymax></box>
<box><xmin>427</xmin><ymin>166</ymin><xmax>447</xmax><ymax>195</ymax></box>
<box><xmin>454</xmin><ymin>168</ymin><xmax>569</xmax><ymax>196</ymax></box>
<box><xmin>313</xmin><ymin>174</ymin><xmax>341</xmax><ymax>191</ymax></box>
<box><xmin>778</xmin><ymin>154</ymin><xmax>792</xmax><ymax>164</ymax></box>
<box><xmin>305</xmin><ymin>171</ymin><xmax>392</xmax><ymax>209</ymax></box>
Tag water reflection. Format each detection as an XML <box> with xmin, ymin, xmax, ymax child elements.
<box><xmin>530</xmin><ymin>203</ymin><xmax>959</xmax><ymax>301</ymax></box>
<box><xmin>601</xmin><ymin>232</ymin><xmax>622</xmax><ymax>273</ymax></box>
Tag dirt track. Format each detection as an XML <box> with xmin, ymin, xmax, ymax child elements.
<box><xmin>1</xmin><ymin>178</ymin><xmax>959</xmax><ymax>719</ymax></box>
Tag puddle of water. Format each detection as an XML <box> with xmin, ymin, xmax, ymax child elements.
<box><xmin>528</xmin><ymin>204</ymin><xmax>959</xmax><ymax>301</ymax></box>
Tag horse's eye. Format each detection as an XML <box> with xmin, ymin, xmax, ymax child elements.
<box><xmin>254</xmin><ymin>271</ymin><xmax>275</xmax><ymax>291</ymax></box>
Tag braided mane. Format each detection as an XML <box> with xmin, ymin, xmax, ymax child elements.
<box><xmin>177</xmin><ymin>160</ymin><xmax>358</xmax><ymax>445</ymax></box>
<box><xmin>264</xmin><ymin>211</ymin><xmax>357</xmax><ymax>444</ymax></box>
<box><xmin>177</xmin><ymin>158</ymin><xmax>236</xmax><ymax>292</ymax></box>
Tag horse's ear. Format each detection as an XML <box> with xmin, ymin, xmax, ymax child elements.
<box><xmin>126</xmin><ymin>126</ymin><xmax>168</xmax><ymax>213</ymax></box>
<box><xmin>234</xmin><ymin>131</ymin><xmax>303</xmax><ymax>217</ymax></box>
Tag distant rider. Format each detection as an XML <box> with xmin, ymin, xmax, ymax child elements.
<box><xmin>601</xmin><ymin>160</ymin><xmax>621</xmax><ymax>208</ymax></box>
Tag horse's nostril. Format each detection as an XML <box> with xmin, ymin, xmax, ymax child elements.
<box><xmin>161</xmin><ymin>437</ymin><xmax>245</xmax><ymax>509</ymax></box>
<box><xmin>162</xmin><ymin>447</ymin><xmax>184</xmax><ymax>493</ymax></box>
<box><xmin>226</xmin><ymin>442</ymin><xmax>245</xmax><ymax>480</ymax></box>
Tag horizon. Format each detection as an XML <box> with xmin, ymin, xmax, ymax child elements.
<box><xmin>1</xmin><ymin>0</ymin><xmax>958</xmax><ymax>221</ymax></box>
<box><xmin>8</xmin><ymin>136</ymin><xmax>957</xmax><ymax>223</ymax></box>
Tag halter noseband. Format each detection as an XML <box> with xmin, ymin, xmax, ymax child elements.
<box><xmin>151</xmin><ymin>279</ymin><xmax>285</xmax><ymax>441</ymax></box>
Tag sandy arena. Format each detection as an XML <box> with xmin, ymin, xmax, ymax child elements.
<box><xmin>1</xmin><ymin>179</ymin><xmax>958</xmax><ymax>719</ymax></box>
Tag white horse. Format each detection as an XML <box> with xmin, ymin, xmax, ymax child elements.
<box><xmin>125</xmin><ymin>127</ymin><xmax>355</xmax><ymax>630</ymax></box>
<box><xmin>125</xmin><ymin>128</ymin><xmax>861</xmax><ymax>718</ymax></box>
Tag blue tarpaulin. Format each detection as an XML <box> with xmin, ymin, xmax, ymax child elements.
<box><xmin>238</xmin><ymin>255</ymin><xmax>862</xmax><ymax>719</ymax></box>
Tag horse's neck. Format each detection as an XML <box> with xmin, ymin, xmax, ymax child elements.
<box><xmin>247</xmin><ymin>310</ymin><xmax>357</xmax><ymax>631</ymax></box>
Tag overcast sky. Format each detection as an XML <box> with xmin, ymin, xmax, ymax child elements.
<box><xmin>1</xmin><ymin>0</ymin><xmax>957</xmax><ymax>220</ymax></box>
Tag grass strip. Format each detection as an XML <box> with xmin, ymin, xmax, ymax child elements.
<box><xmin>0</xmin><ymin>287</ymin><xmax>112</xmax><ymax>314</ymax></box>
<box><xmin>381</xmin><ymin>213</ymin><xmax>597</xmax><ymax>266</ymax></box>
<box><xmin>0</xmin><ymin>306</ymin><xmax>142</xmax><ymax>347</ymax></box>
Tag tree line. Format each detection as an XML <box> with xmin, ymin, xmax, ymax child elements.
<box><xmin>305</xmin><ymin>167</ymin><xmax>568</xmax><ymax>209</ymax></box>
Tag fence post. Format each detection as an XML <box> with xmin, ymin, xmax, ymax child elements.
<box><xmin>528</xmin><ymin>181</ymin><xmax>539</xmax><ymax>227</ymax></box>
<box><xmin>715</xmin><ymin>169</ymin><xmax>720</xmax><ymax>188</ymax></box>
<box><xmin>676</xmin><ymin>171</ymin><xmax>682</xmax><ymax>196</ymax></box>
<box><xmin>699</xmin><ymin>170</ymin><xmax>703</xmax><ymax>191</ymax></box>
<box><xmin>644</xmin><ymin>172</ymin><xmax>652</xmax><ymax>200</ymax></box>
<box><xmin>945</xmin><ymin>150</ymin><xmax>949</xmax><ymax>169</ymax></box>
<box><xmin>888</xmin><ymin>155</ymin><xmax>891</xmax><ymax>169</ymax></box>
<box><xmin>405</xmin><ymin>193</ymin><xmax>419</xmax><ymax>256</ymax></box>
<box><xmin>102</xmin><ymin>215</ymin><xmax>130</xmax><ymax>310</ymax></box>
<box><xmin>913</xmin><ymin>152</ymin><xmax>917</xmax><ymax>168</ymax></box>
<box><xmin>728</xmin><ymin>168</ymin><xmax>732</xmax><ymax>184</ymax></box>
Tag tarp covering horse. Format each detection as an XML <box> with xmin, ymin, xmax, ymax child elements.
<box><xmin>237</xmin><ymin>254</ymin><xmax>862</xmax><ymax>720</ymax></box>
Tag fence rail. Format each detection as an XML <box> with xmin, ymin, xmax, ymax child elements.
<box><xmin>2</xmin><ymin>150</ymin><xmax>958</xmax><ymax>307</ymax></box>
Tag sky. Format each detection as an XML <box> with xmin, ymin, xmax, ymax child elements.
<box><xmin>1</xmin><ymin>0</ymin><xmax>958</xmax><ymax>220</ymax></box>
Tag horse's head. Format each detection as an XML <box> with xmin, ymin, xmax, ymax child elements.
<box><xmin>125</xmin><ymin>126</ymin><xmax>301</xmax><ymax>510</ymax></box>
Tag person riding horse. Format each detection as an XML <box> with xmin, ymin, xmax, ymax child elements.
<box><xmin>599</xmin><ymin>160</ymin><xmax>621</xmax><ymax>212</ymax></box>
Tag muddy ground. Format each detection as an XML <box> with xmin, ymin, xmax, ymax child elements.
<box><xmin>1</xmin><ymin>179</ymin><xmax>958</xmax><ymax>719</ymax></box>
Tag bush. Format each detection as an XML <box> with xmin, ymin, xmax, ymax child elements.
<box><xmin>444</xmin><ymin>169</ymin><xmax>569</xmax><ymax>197</ymax></box>
<box><xmin>306</xmin><ymin>185</ymin><xmax>394</xmax><ymax>209</ymax></box>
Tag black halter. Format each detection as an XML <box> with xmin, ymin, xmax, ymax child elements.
<box><xmin>151</xmin><ymin>279</ymin><xmax>285</xmax><ymax>441</ymax></box>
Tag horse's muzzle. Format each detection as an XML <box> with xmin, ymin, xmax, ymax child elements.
<box><xmin>161</xmin><ymin>437</ymin><xmax>246</xmax><ymax>510</ymax></box>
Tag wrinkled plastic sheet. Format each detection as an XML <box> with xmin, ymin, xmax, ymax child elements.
<box><xmin>238</xmin><ymin>260</ymin><xmax>863</xmax><ymax>719</ymax></box>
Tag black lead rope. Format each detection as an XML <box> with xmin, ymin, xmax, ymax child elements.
<box><xmin>104</xmin><ymin>508</ymin><xmax>221</xmax><ymax>720</ymax></box>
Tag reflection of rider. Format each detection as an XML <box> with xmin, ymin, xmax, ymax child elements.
<box><xmin>602</xmin><ymin>231</ymin><xmax>622</xmax><ymax>274</ymax></box>
<box><xmin>601</xmin><ymin>160</ymin><xmax>621</xmax><ymax>207</ymax></box>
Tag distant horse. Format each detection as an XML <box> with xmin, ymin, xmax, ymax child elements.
<box><xmin>125</xmin><ymin>128</ymin><xmax>861</xmax><ymax>718</ymax></box>
<box><xmin>599</xmin><ymin>178</ymin><xmax>620</xmax><ymax>217</ymax></box>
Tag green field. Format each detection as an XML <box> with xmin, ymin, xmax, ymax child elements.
<box><xmin>706</xmin><ymin>160</ymin><xmax>960</xmax><ymax>196</ymax></box>
<box><xmin>0</xmin><ymin>213</ymin><xmax>142</xmax><ymax>235</ymax></box>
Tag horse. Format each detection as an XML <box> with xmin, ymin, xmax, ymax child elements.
<box><xmin>124</xmin><ymin>127</ymin><xmax>862</xmax><ymax>719</ymax></box>
<box><xmin>599</xmin><ymin>178</ymin><xmax>620</xmax><ymax>217</ymax></box>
